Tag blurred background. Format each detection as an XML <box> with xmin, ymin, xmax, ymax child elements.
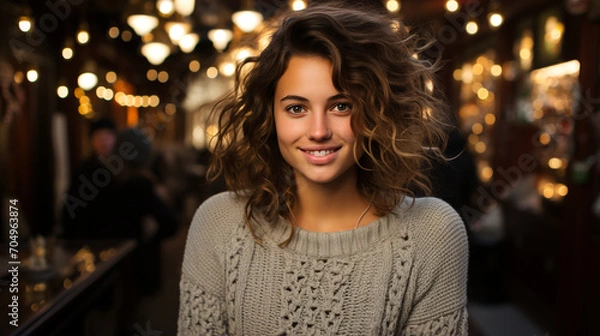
<box><xmin>1</xmin><ymin>0</ymin><xmax>599</xmax><ymax>335</ymax></box>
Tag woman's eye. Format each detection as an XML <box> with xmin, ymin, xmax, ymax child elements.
<box><xmin>286</xmin><ymin>105</ymin><xmax>305</xmax><ymax>114</ymax></box>
<box><xmin>333</xmin><ymin>103</ymin><xmax>351</xmax><ymax>112</ymax></box>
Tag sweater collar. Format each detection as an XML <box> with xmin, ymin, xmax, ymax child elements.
<box><xmin>259</xmin><ymin>206</ymin><xmax>408</xmax><ymax>258</ymax></box>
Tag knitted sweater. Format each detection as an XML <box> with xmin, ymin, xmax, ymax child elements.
<box><xmin>178</xmin><ymin>191</ymin><xmax>469</xmax><ymax>335</ymax></box>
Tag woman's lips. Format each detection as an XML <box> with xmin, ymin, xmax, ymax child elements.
<box><xmin>301</xmin><ymin>147</ymin><xmax>340</xmax><ymax>164</ymax></box>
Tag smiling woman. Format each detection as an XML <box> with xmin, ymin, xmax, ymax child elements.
<box><xmin>178</xmin><ymin>2</ymin><xmax>469</xmax><ymax>335</ymax></box>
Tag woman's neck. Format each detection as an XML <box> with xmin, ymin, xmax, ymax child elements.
<box><xmin>292</xmin><ymin>178</ymin><xmax>376</xmax><ymax>232</ymax></box>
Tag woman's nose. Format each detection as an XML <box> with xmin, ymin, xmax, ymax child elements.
<box><xmin>307</xmin><ymin>112</ymin><xmax>332</xmax><ymax>140</ymax></box>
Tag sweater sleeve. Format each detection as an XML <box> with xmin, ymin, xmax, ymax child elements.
<box><xmin>178</xmin><ymin>192</ymin><xmax>241</xmax><ymax>335</ymax></box>
<box><xmin>401</xmin><ymin>197</ymin><xmax>469</xmax><ymax>335</ymax></box>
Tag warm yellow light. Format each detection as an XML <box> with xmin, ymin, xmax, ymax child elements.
<box><xmin>220</xmin><ymin>62</ymin><xmax>236</xmax><ymax>77</ymax></box>
<box><xmin>475</xmin><ymin>141</ymin><xmax>487</xmax><ymax>154</ymax></box>
<box><xmin>539</xmin><ymin>133</ymin><xmax>551</xmax><ymax>145</ymax></box>
<box><xmin>96</xmin><ymin>86</ymin><xmax>106</xmax><ymax>99</ymax></box>
<box><xmin>157</xmin><ymin>0</ymin><xmax>175</xmax><ymax>16</ymax></box>
<box><xmin>108</xmin><ymin>26</ymin><xmax>120</xmax><ymax>39</ymax></box>
<box><xmin>57</xmin><ymin>86</ymin><xmax>69</xmax><ymax>98</ymax></box>
<box><xmin>556</xmin><ymin>184</ymin><xmax>568</xmax><ymax>197</ymax></box>
<box><xmin>77</xmin><ymin>30</ymin><xmax>90</xmax><ymax>44</ymax></box>
<box><xmin>77</xmin><ymin>72</ymin><xmax>97</xmax><ymax>90</ymax></box>
<box><xmin>484</xmin><ymin>113</ymin><xmax>496</xmax><ymax>125</ymax></box>
<box><xmin>158</xmin><ymin>71</ymin><xmax>169</xmax><ymax>83</ymax></box>
<box><xmin>165</xmin><ymin>103</ymin><xmax>177</xmax><ymax>115</ymax></box>
<box><xmin>13</xmin><ymin>71</ymin><xmax>24</xmax><ymax>84</ymax></box>
<box><xmin>27</xmin><ymin>70</ymin><xmax>38</xmax><ymax>82</ymax></box>
<box><xmin>147</xmin><ymin>69</ymin><xmax>158</xmax><ymax>81</ymax></box>
<box><xmin>206</xmin><ymin>66</ymin><xmax>218</xmax><ymax>78</ymax></box>
<box><xmin>461</xmin><ymin>64</ymin><xmax>473</xmax><ymax>83</ymax></box>
<box><xmin>477</xmin><ymin>88</ymin><xmax>489</xmax><ymax>100</ymax></box>
<box><xmin>472</xmin><ymin>123</ymin><xmax>483</xmax><ymax>134</ymax></box>
<box><xmin>149</xmin><ymin>95</ymin><xmax>160</xmax><ymax>107</ymax></box>
<box><xmin>19</xmin><ymin>16</ymin><xmax>33</xmax><ymax>33</ymax></box>
<box><xmin>115</xmin><ymin>92</ymin><xmax>126</xmax><ymax>105</ymax></box>
<box><xmin>189</xmin><ymin>60</ymin><xmax>201</xmax><ymax>72</ymax></box>
<box><xmin>520</xmin><ymin>48</ymin><xmax>532</xmax><ymax>60</ymax></box>
<box><xmin>208</xmin><ymin>29</ymin><xmax>233</xmax><ymax>52</ymax></box>
<box><xmin>106</xmin><ymin>71</ymin><xmax>117</xmax><ymax>84</ymax></box>
<box><xmin>453</xmin><ymin>69</ymin><xmax>463</xmax><ymax>81</ymax></box>
<box><xmin>489</xmin><ymin>13</ymin><xmax>503</xmax><ymax>28</ymax></box>
<box><xmin>62</xmin><ymin>47</ymin><xmax>74</xmax><ymax>60</ymax></box>
<box><xmin>468</xmin><ymin>133</ymin><xmax>479</xmax><ymax>145</ymax></box>
<box><xmin>466</xmin><ymin>21</ymin><xmax>478</xmax><ymax>35</ymax></box>
<box><xmin>179</xmin><ymin>33</ymin><xmax>199</xmax><ymax>53</ymax></box>
<box><xmin>548</xmin><ymin>157</ymin><xmax>563</xmax><ymax>169</ymax></box>
<box><xmin>531</xmin><ymin>60</ymin><xmax>581</xmax><ymax>81</ymax></box>
<box><xmin>127</xmin><ymin>14</ymin><xmax>159</xmax><ymax>36</ymax></box>
<box><xmin>232</xmin><ymin>10</ymin><xmax>264</xmax><ymax>33</ymax></box>
<box><xmin>543</xmin><ymin>183</ymin><xmax>554</xmax><ymax>199</ymax></box>
<box><xmin>134</xmin><ymin>96</ymin><xmax>143</xmax><ymax>108</ymax></box>
<box><xmin>386</xmin><ymin>0</ymin><xmax>401</xmax><ymax>13</ymax></box>
<box><xmin>481</xmin><ymin>166</ymin><xmax>493</xmax><ymax>182</ymax></box>
<box><xmin>121</xmin><ymin>30</ymin><xmax>133</xmax><ymax>42</ymax></box>
<box><xmin>472</xmin><ymin>63</ymin><xmax>484</xmax><ymax>76</ymax></box>
<box><xmin>490</xmin><ymin>64</ymin><xmax>503</xmax><ymax>76</ymax></box>
<box><xmin>74</xmin><ymin>87</ymin><xmax>85</xmax><ymax>99</ymax></box>
<box><xmin>445</xmin><ymin>0</ymin><xmax>459</xmax><ymax>12</ymax></box>
<box><xmin>103</xmin><ymin>88</ymin><xmax>114</xmax><ymax>101</ymax></box>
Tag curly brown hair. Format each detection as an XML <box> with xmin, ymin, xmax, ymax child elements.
<box><xmin>208</xmin><ymin>2</ymin><xmax>450</xmax><ymax>242</ymax></box>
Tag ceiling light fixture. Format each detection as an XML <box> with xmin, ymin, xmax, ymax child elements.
<box><xmin>208</xmin><ymin>28</ymin><xmax>233</xmax><ymax>52</ymax></box>
<box><xmin>179</xmin><ymin>33</ymin><xmax>200</xmax><ymax>53</ymax></box>
<box><xmin>232</xmin><ymin>10</ymin><xmax>263</xmax><ymax>33</ymax></box>
<box><xmin>174</xmin><ymin>0</ymin><xmax>195</xmax><ymax>17</ymax></box>
<box><xmin>18</xmin><ymin>5</ymin><xmax>34</xmax><ymax>33</ymax></box>
<box><xmin>77</xmin><ymin>61</ymin><xmax>98</xmax><ymax>90</ymax></box>
<box><xmin>141</xmin><ymin>28</ymin><xmax>172</xmax><ymax>65</ymax></box>
<box><xmin>126</xmin><ymin>0</ymin><xmax>159</xmax><ymax>36</ymax></box>
<box><xmin>157</xmin><ymin>0</ymin><xmax>175</xmax><ymax>17</ymax></box>
<box><xmin>165</xmin><ymin>17</ymin><xmax>192</xmax><ymax>44</ymax></box>
<box><xmin>232</xmin><ymin>0</ymin><xmax>263</xmax><ymax>33</ymax></box>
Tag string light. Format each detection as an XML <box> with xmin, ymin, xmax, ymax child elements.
<box><xmin>445</xmin><ymin>0</ymin><xmax>459</xmax><ymax>13</ymax></box>
<box><xmin>386</xmin><ymin>0</ymin><xmax>401</xmax><ymax>13</ymax></box>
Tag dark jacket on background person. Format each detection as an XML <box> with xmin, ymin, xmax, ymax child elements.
<box><xmin>61</xmin><ymin>127</ymin><xmax>178</xmax><ymax>295</ymax></box>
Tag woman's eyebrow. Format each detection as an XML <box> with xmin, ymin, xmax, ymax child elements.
<box><xmin>280</xmin><ymin>95</ymin><xmax>308</xmax><ymax>102</ymax></box>
<box><xmin>279</xmin><ymin>93</ymin><xmax>349</xmax><ymax>103</ymax></box>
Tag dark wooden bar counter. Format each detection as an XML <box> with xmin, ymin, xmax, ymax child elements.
<box><xmin>1</xmin><ymin>238</ymin><xmax>137</xmax><ymax>336</ymax></box>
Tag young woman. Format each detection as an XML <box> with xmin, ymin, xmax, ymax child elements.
<box><xmin>178</xmin><ymin>3</ymin><xmax>468</xmax><ymax>335</ymax></box>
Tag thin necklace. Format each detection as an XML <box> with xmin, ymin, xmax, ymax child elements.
<box><xmin>354</xmin><ymin>202</ymin><xmax>373</xmax><ymax>229</ymax></box>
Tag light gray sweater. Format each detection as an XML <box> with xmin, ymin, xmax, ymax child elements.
<box><xmin>178</xmin><ymin>191</ymin><xmax>469</xmax><ymax>335</ymax></box>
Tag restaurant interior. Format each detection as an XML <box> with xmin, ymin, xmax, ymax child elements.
<box><xmin>1</xmin><ymin>0</ymin><xmax>600</xmax><ymax>335</ymax></box>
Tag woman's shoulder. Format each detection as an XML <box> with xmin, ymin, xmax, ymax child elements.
<box><xmin>189</xmin><ymin>191</ymin><xmax>248</xmax><ymax>239</ymax></box>
<box><xmin>400</xmin><ymin>196</ymin><xmax>467</xmax><ymax>247</ymax></box>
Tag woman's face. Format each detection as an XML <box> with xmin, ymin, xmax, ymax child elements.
<box><xmin>273</xmin><ymin>55</ymin><xmax>360</xmax><ymax>187</ymax></box>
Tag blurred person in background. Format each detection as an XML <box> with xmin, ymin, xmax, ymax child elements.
<box><xmin>61</xmin><ymin>117</ymin><xmax>118</xmax><ymax>237</ymax></box>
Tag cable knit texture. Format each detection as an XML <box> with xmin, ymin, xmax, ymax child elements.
<box><xmin>178</xmin><ymin>192</ymin><xmax>469</xmax><ymax>335</ymax></box>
